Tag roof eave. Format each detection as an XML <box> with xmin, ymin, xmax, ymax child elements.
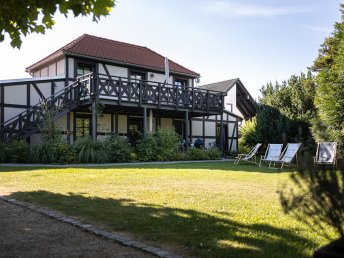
<box><xmin>65</xmin><ymin>52</ymin><xmax>200</xmax><ymax>78</ymax></box>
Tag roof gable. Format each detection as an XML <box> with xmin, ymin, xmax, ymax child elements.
<box><xmin>198</xmin><ymin>79</ymin><xmax>238</xmax><ymax>92</ymax></box>
<box><xmin>26</xmin><ymin>34</ymin><xmax>200</xmax><ymax>77</ymax></box>
<box><xmin>200</xmin><ymin>78</ymin><xmax>257</xmax><ymax>119</ymax></box>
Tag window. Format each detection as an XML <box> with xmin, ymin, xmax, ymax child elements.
<box><xmin>174</xmin><ymin>78</ymin><xmax>188</xmax><ymax>88</ymax></box>
<box><xmin>173</xmin><ymin>120</ymin><xmax>184</xmax><ymax>137</ymax></box>
<box><xmin>75</xmin><ymin>115</ymin><xmax>92</xmax><ymax>138</ymax></box>
<box><xmin>76</xmin><ymin>64</ymin><xmax>93</xmax><ymax>77</ymax></box>
<box><xmin>130</xmin><ymin>71</ymin><xmax>146</xmax><ymax>82</ymax></box>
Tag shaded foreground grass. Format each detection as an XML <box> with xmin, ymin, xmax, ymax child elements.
<box><xmin>0</xmin><ymin>162</ymin><xmax>336</xmax><ymax>257</ymax></box>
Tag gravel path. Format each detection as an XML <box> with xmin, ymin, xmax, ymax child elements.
<box><xmin>0</xmin><ymin>199</ymin><xmax>156</xmax><ymax>258</ymax></box>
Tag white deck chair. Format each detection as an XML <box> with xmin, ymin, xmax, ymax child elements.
<box><xmin>272</xmin><ymin>143</ymin><xmax>301</xmax><ymax>169</ymax></box>
<box><xmin>314</xmin><ymin>142</ymin><xmax>337</xmax><ymax>167</ymax></box>
<box><xmin>259</xmin><ymin>144</ymin><xmax>283</xmax><ymax>168</ymax></box>
<box><xmin>234</xmin><ymin>143</ymin><xmax>262</xmax><ymax>165</ymax></box>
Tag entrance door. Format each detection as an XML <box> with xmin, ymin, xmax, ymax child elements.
<box><xmin>216</xmin><ymin>124</ymin><xmax>228</xmax><ymax>153</ymax></box>
<box><xmin>128</xmin><ymin>117</ymin><xmax>143</xmax><ymax>145</ymax></box>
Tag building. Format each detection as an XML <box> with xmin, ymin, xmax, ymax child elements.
<box><xmin>0</xmin><ymin>34</ymin><xmax>256</xmax><ymax>154</ymax></box>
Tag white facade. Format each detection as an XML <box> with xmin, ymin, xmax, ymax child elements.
<box><xmin>1</xmin><ymin>55</ymin><xmax>241</xmax><ymax>154</ymax></box>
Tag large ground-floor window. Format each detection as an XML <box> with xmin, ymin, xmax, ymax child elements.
<box><xmin>75</xmin><ymin>114</ymin><xmax>92</xmax><ymax>138</ymax></box>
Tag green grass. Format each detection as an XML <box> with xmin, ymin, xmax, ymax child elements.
<box><xmin>0</xmin><ymin>162</ymin><xmax>336</xmax><ymax>257</ymax></box>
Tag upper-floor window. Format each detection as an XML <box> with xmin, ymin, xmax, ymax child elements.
<box><xmin>76</xmin><ymin>64</ymin><xmax>93</xmax><ymax>77</ymax></box>
<box><xmin>130</xmin><ymin>71</ymin><xmax>146</xmax><ymax>82</ymax></box>
<box><xmin>174</xmin><ymin>78</ymin><xmax>188</xmax><ymax>88</ymax></box>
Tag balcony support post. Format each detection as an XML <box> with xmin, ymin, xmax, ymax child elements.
<box><xmin>91</xmin><ymin>98</ymin><xmax>97</xmax><ymax>143</ymax></box>
<box><xmin>220</xmin><ymin>111</ymin><xmax>224</xmax><ymax>158</ymax></box>
<box><xmin>184</xmin><ymin>110</ymin><xmax>189</xmax><ymax>150</ymax></box>
<box><xmin>143</xmin><ymin>106</ymin><xmax>147</xmax><ymax>138</ymax></box>
<box><xmin>149</xmin><ymin>109</ymin><xmax>153</xmax><ymax>134</ymax></box>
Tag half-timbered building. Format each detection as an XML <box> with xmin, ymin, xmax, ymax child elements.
<box><xmin>0</xmin><ymin>34</ymin><xmax>256</xmax><ymax>155</ymax></box>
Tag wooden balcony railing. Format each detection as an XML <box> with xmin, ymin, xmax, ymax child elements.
<box><xmin>95</xmin><ymin>74</ymin><xmax>225</xmax><ymax>112</ymax></box>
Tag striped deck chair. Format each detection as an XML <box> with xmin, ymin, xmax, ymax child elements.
<box><xmin>234</xmin><ymin>143</ymin><xmax>262</xmax><ymax>165</ymax></box>
<box><xmin>314</xmin><ymin>142</ymin><xmax>337</xmax><ymax>167</ymax></box>
<box><xmin>259</xmin><ymin>144</ymin><xmax>283</xmax><ymax>168</ymax></box>
<box><xmin>272</xmin><ymin>143</ymin><xmax>301</xmax><ymax>169</ymax></box>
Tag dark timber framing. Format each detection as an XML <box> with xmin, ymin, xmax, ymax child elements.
<box><xmin>0</xmin><ymin>68</ymin><xmax>239</xmax><ymax>155</ymax></box>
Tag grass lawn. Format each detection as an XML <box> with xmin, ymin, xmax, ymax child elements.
<box><xmin>0</xmin><ymin>162</ymin><xmax>337</xmax><ymax>258</ymax></box>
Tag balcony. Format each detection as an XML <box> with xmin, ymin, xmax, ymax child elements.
<box><xmin>93</xmin><ymin>74</ymin><xmax>226</xmax><ymax>114</ymax></box>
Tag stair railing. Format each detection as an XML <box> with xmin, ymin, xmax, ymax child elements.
<box><xmin>0</xmin><ymin>73</ymin><xmax>93</xmax><ymax>141</ymax></box>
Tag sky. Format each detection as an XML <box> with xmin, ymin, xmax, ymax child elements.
<box><xmin>0</xmin><ymin>0</ymin><xmax>341</xmax><ymax>99</ymax></box>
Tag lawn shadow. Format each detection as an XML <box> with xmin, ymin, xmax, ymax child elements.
<box><xmin>8</xmin><ymin>190</ymin><xmax>315</xmax><ymax>258</ymax></box>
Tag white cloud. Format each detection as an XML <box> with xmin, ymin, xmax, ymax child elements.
<box><xmin>197</xmin><ymin>1</ymin><xmax>315</xmax><ymax>18</ymax></box>
<box><xmin>299</xmin><ymin>24</ymin><xmax>332</xmax><ymax>33</ymax></box>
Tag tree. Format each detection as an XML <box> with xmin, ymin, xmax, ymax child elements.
<box><xmin>247</xmin><ymin>72</ymin><xmax>316</xmax><ymax>152</ymax></box>
<box><xmin>0</xmin><ymin>0</ymin><xmax>115</xmax><ymax>48</ymax></box>
<box><xmin>312</xmin><ymin>4</ymin><xmax>344</xmax><ymax>157</ymax></box>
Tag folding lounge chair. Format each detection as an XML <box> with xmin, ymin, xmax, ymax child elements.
<box><xmin>314</xmin><ymin>142</ymin><xmax>337</xmax><ymax>167</ymax></box>
<box><xmin>272</xmin><ymin>143</ymin><xmax>301</xmax><ymax>169</ymax></box>
<box><xmin>234</xmin><ymin>143</ymin><xmax>262</xmax><ymax>165</ymax></box>
<box><xmin>259</xmin><ymin>144</ymin><xmax>283</xmax><ymax>168</ymax></box>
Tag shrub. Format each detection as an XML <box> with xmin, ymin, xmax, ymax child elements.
<box><xmin>104</xmin><ymin>135</ymin><xmax>132</xmax><ymax>163</ymax></box>
<box><xmin>51</xmin><ymin>141</ymin><xmax>76</xmax><ymax>164</ymax></box>
<box><xmin>155</xmin><ymin>128</ymin><xmax>181</xmax><ymax>161</ymax></box>
<box><xmin>135</xmin><ymin>134</ymin><xmax>157</xmax><ymax>161</ymax></box>
<box><xmin>73</xmin><ymin>137</ymin><xmax>108</xmax><ymax>163</ymax></box>
<box><xmin>184</xmin><ymin>148</ymin><xmax>207</xmax><ymax>160</ymax></box>
<box><xmin>30</xmin><ymin>143</ymin><xmax>54</xmax><ymax>163</ymax></box>
<box><xmin>5</xmin><ymin>140</ymin><xmax>29</xmax><ymax>163</ymax></box>
<box><xmin>0</xmin><ymin>142</ymin><xmax>6</xmax><ymax>163</ymax></box>
<box><xmin>130</xmin><ymin>152</ymin><xmax>137</xmax><ymax>161</ymax></box>
<box><xmin>238</xmin><ymin>117</ymin><xmax>259</xmax><ymax>153</ymax></box>
<box><xmin>206</xmin><ymin>148</ymin><xmax>221</xmax><ymax>160</ymax></box>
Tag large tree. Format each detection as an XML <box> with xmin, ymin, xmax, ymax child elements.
<box><xmin>260</xmin><ymin>72</ymin><xmax>316</xmax><ymax>147</ymax></box>
<box><xmin>0</xmin><ymin>0</ymin><xmax>115</xmax><ymax>48</ymax></box>
<box><xmin>312</xmin><ymin>4</ymin><xmax>344</xmax><ymax>156</ymax></box>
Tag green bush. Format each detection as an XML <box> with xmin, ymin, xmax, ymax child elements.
<box><xmin>30</xmin><ymin>143</ymin><xmax>54</xmax><ymax>163</ymax></box>
<box><xmin>135</xmin><ymin>134</ymin><xmax>157</xmax><ymax>161</ymax></box>
<box><xmin>29</xmin><ymin>139</ymin><xmax>75</xmax><ymax>164</ymax></box>
<box><xmin>51</xmin><ymin>141</ymin><xmax>76</xmax><ymax>164</ymax></box>
<box><xmin>0</xmin><ymin>142</ymin><xmax>6</xmax><ymax>163</ymax></box>
<box><xmin>104</xmin><ymin>135</ymin><xmax>132</xmax><ymax>163</ymax></box>
<box><xmin>238</xmin><ymin>117</ymin><xmax>259</xmax><ymax>153</ymax></box>
<box><xmin>155</xmin><ymin>128</ymin><xmax>181</xmax><ymax>161</ymax></box>
<box><xmin>206</xmin><ymin>148</ymin><xmax>221</xmax><ymax>160</ymax></box>
<box><xmin>130</xmin><ymin>152</ymin><xmax>137</xmax><ymax>161</ymax></box>
<box><xmin>5</xmin><ymin>140</ymin><xmax>29</xmax><ymax>163</ymax></box>
<box><xmin>184</xmin><ymin>148</ymin><xmax>207</xmax><ymax>160</ymax></box>
<box><xmin>73</xmin><ymin>137</ymin><xmax>108</xmax><ymax>163</ymax></box>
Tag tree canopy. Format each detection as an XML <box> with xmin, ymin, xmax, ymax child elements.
<box><xmin>312</xmin><ymin>4</ymin><xmax>344</xmax><ymax>156</ymax></box>
<box><xmin>0</xmin><ymin>0</ymin><xmax>115</xmax><ymax>48</ymax></box>
<box><xmin>239</xmin><ymin>71</ymin><xmax>317</xmax><ymax>153</ymax></box>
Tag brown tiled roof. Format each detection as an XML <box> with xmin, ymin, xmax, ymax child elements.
<box><xmin>26</xmin><ymin>34</ymin><xmax>200</xmax><ymax>77</ymax></box>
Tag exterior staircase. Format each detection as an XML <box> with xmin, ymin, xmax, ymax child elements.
<box><xmin>0</xmin><ymin>74</ymin><xmax>92</xmax><ymax>142</ymax></box>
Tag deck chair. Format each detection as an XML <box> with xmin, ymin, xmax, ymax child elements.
<box><xmin>272</xmin><ymin>143</ymin><xmax>301</xmax><ymax>169</ymax></box>
<box><xmin>259</xmin><ymin>144</ymin><xmax>283</xmax><ymax>168</ymax></box>
<box><xmin>314</xmin><ymin>142</ymin><xmax>337</xmax><ymax>167</ymax></box>
<box><xmin>234</xmin><ymin>143</ymin><xmax>262</xmax><ymax>165</ymax></box>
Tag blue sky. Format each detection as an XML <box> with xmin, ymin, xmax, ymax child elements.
<box><xmin>0</xmin><ymin>0</ymin><xmax>341</xmax><ymax>99</ymax></box>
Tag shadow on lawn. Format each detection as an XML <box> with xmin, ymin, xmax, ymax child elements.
<box><xmin>8</xmin><ymin>190</ymin><xmax>315</xmax><ymax>258</ymax></box>
<box><xmin>0</xmin><ymin>161</ymin><xmax>292</xmax><ymax>173</ymax></box>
